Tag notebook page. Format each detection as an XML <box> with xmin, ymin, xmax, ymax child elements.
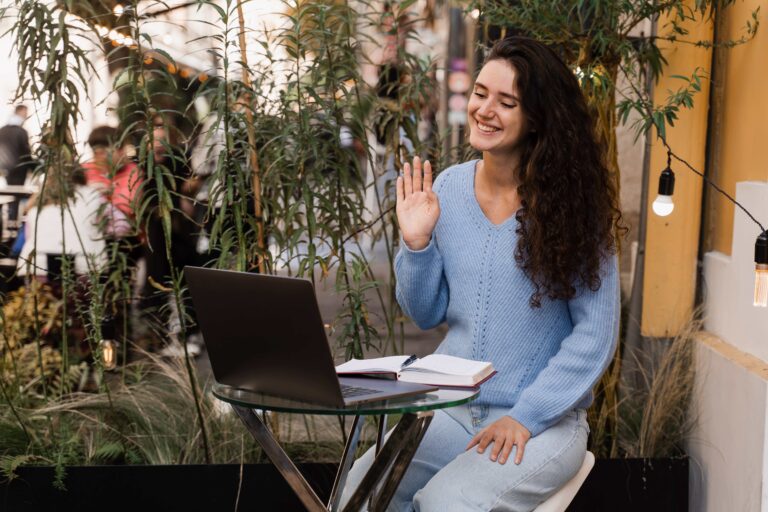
<box><xmin>335</xmin><ymin>355</ymin><xmax>410</xmax><ymax>373</ymax></box>
<box><xmin>406</xmin><ymin>354</ymin><xmax>490</xmax><ymax>376</ymax></box>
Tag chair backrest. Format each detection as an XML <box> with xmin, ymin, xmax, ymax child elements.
<box><xmin>532</xmin><ymin>451</ymin><xmax>595</xmax><ymax>512</ymax></box>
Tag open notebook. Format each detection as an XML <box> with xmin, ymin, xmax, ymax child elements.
<box><xmin>336</xmin><ymin>354</ymin><xmax>496</xmax><ymax>388</ymax></box>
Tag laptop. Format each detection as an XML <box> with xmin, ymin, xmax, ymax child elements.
<box><xmin>184</xmin><ymin>266</ymin><xmax>438</xmax><ymax>407</ymax></box>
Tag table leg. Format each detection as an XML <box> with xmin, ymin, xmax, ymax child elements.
<box><xmin>231</xmin><ymin>405</ymin><xmax>327</xmax><ymax>512</ymax></box>
<box><xmin>368</xmin><ymin>414</ymin><xmax>388</xmax><ymax>508</ymax></box>
<box><xmin>370</xmin><ymin>412</ymin><xmax>432</xmax><ymax>511</ymax></box>
<box><xmin>375</xmin><ymin>414</ymin><xmax>387</xmax><ymax>456</ymax></box>
<box><xmin>327</xmin><ymin>415</ymin><xmax>364</xmax><ymax>511</ymax></box>
<box><xmin>343</xmin><ymin>411</ymin><xmax>434</xmax><ymax>512</ymax></box>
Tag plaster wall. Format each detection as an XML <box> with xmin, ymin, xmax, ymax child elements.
<box><xmin>641</xmin><ymin>8</ymin><xmax>713</xmax><ymax>337</ymax></box>
<box><xmin>708</xmin><ymin>0</ymin><xmax>768</xmax><ymax>255</ymax></box>
<box><xmin>615</xmin><ymin>69</ymin><xmax>646</xmax><ymax>296</ymax></box>
<box><xmin>688</xmin><ymin>334</ymin><xmax>767</xmax><ymax>512</ymax></box>
<box><xmin>703</xmin><ymin>182</ymin><xmax>768</xmax><ymax>361</ymax></box>
<box><xmin>695</xmin><ymin>182</ymin><xmax>768</xmax><ymax>511</ymax></box>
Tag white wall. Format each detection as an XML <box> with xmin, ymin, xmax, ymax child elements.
<box><xmin>689</xmin><ymin>334</ymin><xmax>767</xmax><ymax>511</ymax></box>
<box><xmin>703</xmin><ymin>182</ymin><xmax>768</xmax><ymax>359</ymax></box>
<box><xmin>691</xmin><ymin>181</ymin><xmax>768</xmax><ymax>511</ymax></box>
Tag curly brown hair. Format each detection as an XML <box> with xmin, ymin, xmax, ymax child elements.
<box><xmin>485</xmin><ymin>37</ymin><xmax>623</xmax><ymax>307</ymax></box>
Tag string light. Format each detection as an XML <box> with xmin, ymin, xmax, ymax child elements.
<box><xmin>652</xmin><ymin>151</ymin><xmax>675</xmax><ymax>217</ymax></box>
<box><xmin>60</xmin><ymin>7</ymin><xmax>214</xmax><ymax>79</ymax></box>
<box><xmin>756</xmin><ymin>231</ymin><xmax>768</xmax><ymax>307</ymax></box>
<box><xmin>100</xmin><ymin>317</ymin><xmax>118</xmax><ymax>371</ymax></box>
<box><xmin>653</xmin><ymin>143</ymin><xmax>767</xmax><ymax>308</ymax></box>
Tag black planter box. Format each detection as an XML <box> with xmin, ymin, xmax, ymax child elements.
<box><xmin>568</xmin><ymin>457</ymin><xmax>689</xmax><ymax>512</ymax></box>
<box><xmin>0</xmin><ymin>457</ymin><xmax>687</xmax><ymax>511</ymax></box>
<box><xmin>0</xmin><ymin>463</ymin><xmax>337</xmax><ymax>512</ymax></box>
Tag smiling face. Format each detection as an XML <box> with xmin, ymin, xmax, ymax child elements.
<box><xmin>467</xmin><ymin>59</ymin><xmax>529</xmax><ymax>157</ymax></box>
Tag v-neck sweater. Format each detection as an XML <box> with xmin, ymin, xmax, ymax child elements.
<box><xmin>395</xmin><ymin>160</ymin><xmax>620</xmax><ymax>437</ymax></box>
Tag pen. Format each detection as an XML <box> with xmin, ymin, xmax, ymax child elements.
<box><xmin>400</xmin><ymin>354</ymin><xmax>418</xmax><ymax>369</ymax></box>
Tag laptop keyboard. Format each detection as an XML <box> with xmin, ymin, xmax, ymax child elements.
<box><xmin>340</xmin><ymin>384</ymin><xmax>380</xmax><ymax>398</ymax></box>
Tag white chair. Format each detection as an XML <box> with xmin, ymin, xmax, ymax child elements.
<box><xmin>533</xmin><ymin>451</ymin><xmax>595</xmax><ymax>512</ymax></box>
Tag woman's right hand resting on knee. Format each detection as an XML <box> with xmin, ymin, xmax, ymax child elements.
<box><xmin>396</xmin><ymin>156</ymin><xmax>440</xmax><ymax>251</ymax></box>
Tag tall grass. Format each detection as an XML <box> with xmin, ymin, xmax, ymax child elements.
<box><xmin>1</xmin><ymin>349</ymin><xmax>263</xmax><ymax>470</ymax></box>
<box><xmin>588</xmin><ymin>313</ymin><xmax>699</xmax><ymax>458</ymax></box>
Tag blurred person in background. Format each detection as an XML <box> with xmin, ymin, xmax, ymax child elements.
<box><xmin>141</xmin><ymin>115</ymin><xmax>204</xmax><ymax>357</ymax></box>
<box><xmin>83</xmin><ymin>126</ymin><xmax>143</xmax><ymax>242</ymax></box>
<box><xmin>0</xmin><ymin>105</ymin><xmax>36</xmax><ymax>223</ymax></box>
<box><xmin>16</xmin><ymin>164</ymin><xmax>105</xmax><ymax>280</ymax></box>
<box><xmin>0</xmin><ymin>105</ymin><xmax>35</xmax><ymax>186</ymax></box>
<box><xmin>82</xmin><ymin>126</ymin><xmax>145</xmax><ymax>347</ymax></box>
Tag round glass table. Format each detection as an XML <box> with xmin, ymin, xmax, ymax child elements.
<box><xmin>213</xmin><ymin>383</ymin><xmax>479</xmax><ymax>511</ymax></box>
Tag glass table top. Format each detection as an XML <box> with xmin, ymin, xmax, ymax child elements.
<box><xmin>212</xmin><ymin>382</ymin><xmax>479</xmax><ymax>415</ymax></box>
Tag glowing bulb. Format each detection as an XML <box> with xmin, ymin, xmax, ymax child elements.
<box><xmin>101</xmin><ymin>339</ymin><xmax>117</xmax><ymax>370</ymax></box>
<box><xmin>96</xmin><ymin>25</ymin><xmax>108</xmax><ymax>37</ymax></box>
<box><xmin>113</xmin><ymin>3</ymin><xmax>124</xmax><ymax>16</ymax></box>
<box><xmin>756</xmin><ymin>266</ymin><xmax>768</xmax><ymax>307</ymax></box>
<box><xmin>755</xmin><ymin>231</ymin><xmax>768</xmax><ymax>307</ymax></box>
<box><xmin>652</xmin><ymin>195</ymin><xmax>674</xmax><ymax>217</ymax></box>
<box><xmin>470</xmin><ymin>9</ymin><xmax>480</xmax><ymax>19</ymax></box>
<box><xmin>100</xmin><ymin>317</ymin><xmax>118</xmax><ymax>370</ymax></box>
<box><xmin>652</xmin><ymin>165</ymin><xmax>676</xmax><ymax>217</ymax></box>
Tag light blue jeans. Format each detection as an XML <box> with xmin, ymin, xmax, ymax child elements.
<box><xmin>340</xmin><ymin>404</ymin><xmax>588</xmax><ymax>512</ymax></box>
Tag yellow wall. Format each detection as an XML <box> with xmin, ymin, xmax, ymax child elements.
<box><xmin>708</xmin><ymin>0</ymin><xmax>768</xmax><ymax>255</ymax></box>
<box><xmin>641</xmin><ymin>9</ymin><xmax>713</xmax><ymax>337</ymax></box>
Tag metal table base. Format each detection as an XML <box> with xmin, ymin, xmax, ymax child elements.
<box><xmin>232</xmin><ymin>405</ymin><xmax>433</xmax><ymax>512</ymax></box>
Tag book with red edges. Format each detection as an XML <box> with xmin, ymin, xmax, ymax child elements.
<box><xmin>335</xmin><ymin>354</ymin><xmax>496</xmax><ymax>388</ymax></box>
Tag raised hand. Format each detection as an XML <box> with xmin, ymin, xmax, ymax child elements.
<box><xmin>396</xmin><ymin>156</ymin><xmax>440</xmax><ymax>251</ymax></box>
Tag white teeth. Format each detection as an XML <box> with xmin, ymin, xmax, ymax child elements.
<box><xmin>476</xmin><ymin>121</ymin><xmax>500</xmax><ymax>133</ymax></box>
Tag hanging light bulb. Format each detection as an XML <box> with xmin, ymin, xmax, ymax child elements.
<box><xmin>102</xmin><ymin>339</ymin><xmax>117</xmax><ymax>370</ymax></box>
<box><xmin>755</xmin><ymin>231</ymin><xmax>768</xmax><ymax>307</ymax></box>
<box><xmin>113</xmin><ymin>3</ymin><xmax>125</xmax><ymax>16</ymax></box>
<box><xmin>99</xmin><ymin>317</ymin><xmax>118</xmax><ymax>371</ymax></box>
<box><xmin>652</xmin><ymin>153</ymin><xmax>675</xmax><ymax>217</ymax></box>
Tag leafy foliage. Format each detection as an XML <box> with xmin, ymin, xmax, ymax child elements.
<box><xmin>0</xmin><ymin>0</ymin><xmax>758</xmax><ymax>471</ymax></box>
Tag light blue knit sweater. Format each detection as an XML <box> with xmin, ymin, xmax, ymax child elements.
<box><xmin>395</xmin><ymin>160</ymin><xmax>620</xmax><ymax>437</ymax></box>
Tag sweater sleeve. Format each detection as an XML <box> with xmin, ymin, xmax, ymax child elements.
<box><xmin>508</xmin><ymin>253</ymin><xmax>620</xmax><ymax>437</ymax></box>
<box><xmin>395</xmin><ymin>237</ymin><xmax>449</xmax><ymax>330</ymax></box>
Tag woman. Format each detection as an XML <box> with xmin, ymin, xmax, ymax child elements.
<box><xmin>342</xmin><ymin>36</ymin><xmax>622</xmax><ymax>511</ymax></box>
